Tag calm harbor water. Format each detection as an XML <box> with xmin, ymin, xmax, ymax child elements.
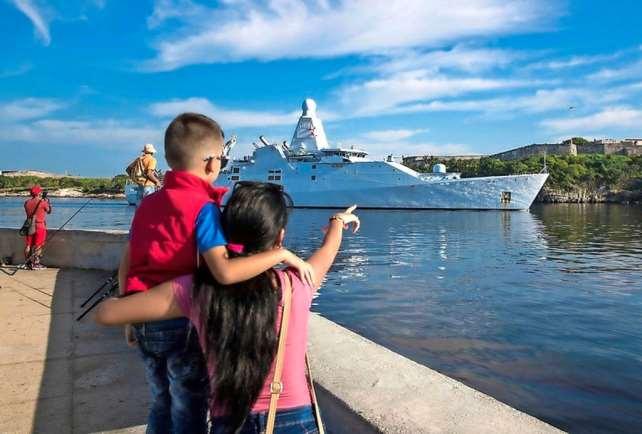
<box><xmin>2</xmin><ymin>197</ymin><xmax>641</xmax><ymax>433</ymax></box>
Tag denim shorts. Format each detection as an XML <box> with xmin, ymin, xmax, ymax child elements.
<box><xmin>210</xmin><ymin>405</ymin><xmax>318</xmax><ymax>434</ymax></box>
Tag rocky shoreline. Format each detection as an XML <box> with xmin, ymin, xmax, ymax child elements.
<box><xmin>0</xmin><ymin>188</ymin><xmax>125</xmax><ymax>199</ymax></box>
<box><xmin>535</xmin><ymin>186</ymin><xmax>642</xmax><ymax>204</ymax></box>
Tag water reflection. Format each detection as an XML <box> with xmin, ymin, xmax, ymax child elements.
<box><xmin>287</xmin><ymin>205</ymin><xmax>642</xmax><ymax>434</ymax></box>
<box><xmin>1</xmin><ymin>198</ymin><xmax>641</xmax><ymax>433</ymax></box>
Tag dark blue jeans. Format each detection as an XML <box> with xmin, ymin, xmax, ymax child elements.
<box><xmin>134</xmin><ymin>318</ymin><xmax>209</xmax><ymax>434</ymax></box>
<box><xmin>210</xmin><ymin>406</ymin><xmax>318</xmax><ymax>434</ymax></box>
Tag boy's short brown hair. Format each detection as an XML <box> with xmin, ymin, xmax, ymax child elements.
<box><xmin>164</xmin><ymin>113</ymin><xmax>224</xmax><ymax>169</ymax></box>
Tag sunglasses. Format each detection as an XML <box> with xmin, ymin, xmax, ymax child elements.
<box><xmin>203</xmin><ymin>154</ymin><xmax>229</xmax><ymax>170</ymax></box>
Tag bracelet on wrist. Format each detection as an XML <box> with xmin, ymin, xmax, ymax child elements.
<box><xmin>329</xmin><ymin>215</ymin><xmax>345</xmax><ymax>225</ymax></box>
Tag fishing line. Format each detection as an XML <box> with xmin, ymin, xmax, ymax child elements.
<box><xmin>2</xmin><ymin>198</ymin><xmax>94</xmax><ymax>275</ymax></box>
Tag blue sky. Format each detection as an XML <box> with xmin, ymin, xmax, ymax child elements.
<box><xmin>1</xmin><ymin>0</ymin><xmax>642</xmax><ymax>176</ymax></box>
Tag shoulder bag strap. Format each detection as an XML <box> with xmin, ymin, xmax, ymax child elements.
<box><xmin>305</xmin><ymin>353</ymin><xmax>325</xmax><ymax>434</ymax></box>
<box><xmin>140</xmin><ymin>156</ymin><xmax>151</xmax><ymax>181</ymax></box>
<box><xmin>265</xmin><ymin>271</ymin><xmax>293</xmax><ymax>434</ymax></box>
<box><xmin>27</xmin><ymin>199</ymin><xmax>43</xmax><ymax>219</ymax></box>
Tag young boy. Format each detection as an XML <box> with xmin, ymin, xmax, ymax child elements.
<box><xmin>119</xmin><ymin>113</ymin><xmax>313</xmax><ymax>434</ymax></box>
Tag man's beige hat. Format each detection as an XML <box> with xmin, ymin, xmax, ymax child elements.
<box><xmin>143</xmin><ymin>143</ymin><xmax>157</xmax><ymax>154</ymax></box>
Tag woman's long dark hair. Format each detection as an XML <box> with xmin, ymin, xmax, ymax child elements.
<box><xmin>192</xmin><ymin>181</ymin><xmax>291</xmax><ymax>433</ymax></box>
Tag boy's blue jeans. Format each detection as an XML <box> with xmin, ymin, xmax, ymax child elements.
<box><xmin>210</xmin><ymin>406</ymin><xmax>318</xmax><ymax>434</ymax></box>
<box><xmin>134</xmin><ymin>318</ymin><xmax>209</xmax><ymax>434</ymax></box>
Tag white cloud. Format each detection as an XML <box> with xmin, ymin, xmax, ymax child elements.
<box><xmin>149</xmin><ymin>97</ymin><xmax>306</xmax><ymax>128</ymax></box>
<box><xmin>144</xmin><ymin>0</ymin><xmax>554</xmax><ymax>70</ymax></box>
<box><xmin>337</xmin><ymin>70</ymin><xmax>534</xmax><ymax>116</ymax></box>
<box><xmin>0</xmin><ymin>64</ymin><xmax>32</xmax><ymax>79</ymax></box>
<box><xmin>373</xmin><ymin>46</ymin><xmax>519</xmax><ymax>75</ymax></box>
<box><xmin>376</xmin><ymin>81</ymin><xmax>642</xmax><ymax>117</ymax></box>
<box><xmin>589</xmin><ymin>60</ymin><xmax>642</xmax><ymax>82</ymax></box>
<box><xmin>2</xmin><ymin>118</ymin><xmax>162</xmax><ymax>148</ymax></box>
<box><xmin>147</xmin><ymin>0</ymin><xmax>207</xmax><ymax>28</ymax></box>
<box><xmin>0</xmin><ymin>98</ymin><xmax>64</xmax><ymax>121</ymax></box>
<box><xmin>362</xmin><ymin>129</ymin><xmax>428</xmax><ymax>142</ymax></box>
<box><xmin>541</xmin><ymin>106</ymin><xmax>642</xmax><ymax>133</ymax></box>
<box><xmin>11</xmin><ymin>0</ymin><xmax>51</xmax><ymax>45</ymax></box>
<box><xmin>526</xmin><ymin>53</ymin><xmax>621</xmax><ymax>70</ymax></box>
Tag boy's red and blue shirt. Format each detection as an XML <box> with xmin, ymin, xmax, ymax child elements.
<box><xmin>125</xmin><ymin>170</ymin><xmax>228</xmax><ymax>293</ymax></box>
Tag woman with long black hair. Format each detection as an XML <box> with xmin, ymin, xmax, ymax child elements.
<box><xmin>95</xmin><ymin>181</ymin><xmax>360</xmax><ymax>433</ymax></box>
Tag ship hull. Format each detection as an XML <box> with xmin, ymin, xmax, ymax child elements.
<box><xmin>219</xmin><ymin>173</ymin><xmax>548</xmax><ymax>210</ymax></box>
<box><xmin>125</xmin><ymin>183</ymin><xmax>138</xmax><ymax>206</ymax></box>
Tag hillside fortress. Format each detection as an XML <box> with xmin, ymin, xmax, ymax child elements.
<box><xmin>489</xmin><ymin>138</ymin><xmax>642</xmax><ymax>161</ymax></box>
<box><xmin>403</xmin><ymin>138</ymin><xmax>642</xmax><ymax>166</ymax></box>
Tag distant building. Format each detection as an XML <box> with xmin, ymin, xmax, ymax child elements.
<box><xmin>402</xmin><ymin>155</ymin><xmax>484</xmax><ymax>170</ymax></box>
<box><xmin>491</xmin><ymin>138</ymin><xmax>642</xmax><ymax>161</ymax></box>
<box><xmin>491</xmin><ymin>143</ymin><xmax>576</xmax><ymax>161</ymax></box>
<box><xmin>623</xmin><ymin>138</ymin><xmax>642</xmax><ymax>146</ymax></box>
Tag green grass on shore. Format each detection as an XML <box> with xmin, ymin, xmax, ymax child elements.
<box><xmin>408</xmin><ymin>154</ymin><xmax>642</xmax><ymax>192</ymax></box>
<box><xmin>0</xmin><ymin>174</ymin><xmax>128</xmax><ymax>195</ymax></box>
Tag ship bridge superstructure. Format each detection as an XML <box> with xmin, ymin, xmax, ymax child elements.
<box><xmin>218</xmin><ymin>99</ymin><xmax>548</xmax><ymax>210</ymax></box>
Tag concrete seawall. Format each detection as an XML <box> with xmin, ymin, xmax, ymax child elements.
<box><xmin>1</xmin><ymin>228</ymin><xmax>126</xmax><ymax>270</ymax></box>
<box><xmin>0</xmin><ymin>228</ymin><xmax>564</xmax><ymax>433</ymax></box>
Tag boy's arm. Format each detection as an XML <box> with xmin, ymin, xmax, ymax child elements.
<box><xmin>196</xmin><ymin>203</ymin><xmax>314</xmax><ymax>286</ymax></box>
<box><xmin>201</xmin><ymin>246</ymin><xmax>314</xmax><ymax>286</ymax></box>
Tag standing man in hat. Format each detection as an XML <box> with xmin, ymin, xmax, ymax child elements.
<box><xmin>23</xmin><ymin>185</ymin><xmax>52</xmax><ymax>270</ymax></box>
<box><xmin>130</xmin><ymin>143</ymin><xmax>161</xmax><ymax>206</ymax></box>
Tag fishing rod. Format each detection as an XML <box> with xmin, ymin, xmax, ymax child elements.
<box><xmin>76</xmin><ymin>270</ymin><xmax>118</xmax><ymax>321</ymax></box>
<box><xmin>2</xmin><ymin>197</ymin><xmax>94</xmax><ymax>275</ymax></box>
<box><xmin>46</xmin><ymin>196</ymin><xmax>94</xmax><ymax>241</ymax></box>
<box><xmin>27</xmin><ymin>196</ymin><xmax>94</xmax><ymax>263</ymax></box>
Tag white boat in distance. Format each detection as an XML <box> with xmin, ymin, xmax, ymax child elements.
<box><xmin>217</xmin><ymin>99</ymin><xmax>548</xmax><ymax>210</ymax></box>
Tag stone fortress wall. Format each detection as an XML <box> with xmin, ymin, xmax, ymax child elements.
<box><xmin>490</xmin><ymin>139</ymin><xmax>642</xmax><ymax>161</ymax></box>
<box><xmin>401</xmin><ymin>139</ymin><xmax>641</xmax><ymax>167</ymax></box>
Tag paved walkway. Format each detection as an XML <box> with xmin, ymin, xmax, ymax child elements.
<box><xmin>0</xmin><ymin>267</ymin><xmax>373</xmax><ymax>434</ymax></box>
<box><xmin>0</xmin><ymin>268</ymin><xmax>147</xmax><ymax>434</ymax></box>
<box><xmin>0</xmin><ymin>266</ymin><xmax>561</xmax><ymax>434</ymax></box>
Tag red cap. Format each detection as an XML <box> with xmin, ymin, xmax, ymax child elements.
<box><xmin>30</xmin><ymin>185</ymin><xmax>42</xmax><ymax>197</ymax></box>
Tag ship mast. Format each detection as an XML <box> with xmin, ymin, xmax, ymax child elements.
<box><xmin>289</xmin><ymin>98</ymin><xmax>329</xmax><ymax>154</ymax></box>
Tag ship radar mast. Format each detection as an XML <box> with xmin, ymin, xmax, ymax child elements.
<box><xmin>289</xmin><ymin>98</ymin><xmax>329</xmax><ymax>154</ymax></box>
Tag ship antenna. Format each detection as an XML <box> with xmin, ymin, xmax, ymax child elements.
<box><xmin>224</xmin><ymin>135</ymin><xmax>237</xmax><ymax>156</ymax></box>
<box><xmin>540</xmin><ymin>149</ymin><xmax>548</xmax><ymax>173</ymax></box>
<box><xmin>259</xmin><ymin>135</ymin><xmax>271</xmax><ymax>146</ymax></box>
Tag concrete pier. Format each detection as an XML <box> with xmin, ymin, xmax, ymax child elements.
<box><xmin>0</xmin><ymin>229</ymin><xmax>564</xmax><ymax>433</ymax></box>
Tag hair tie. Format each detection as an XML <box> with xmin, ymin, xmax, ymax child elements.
<box><xmin>227</xmin><ymin>243</ymin><xmax>245</xmax><ymax>254</ymax></box>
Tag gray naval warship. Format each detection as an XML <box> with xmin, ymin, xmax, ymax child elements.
<box><xmin>216</xmin><ymin>98</ymin><xmax>548</xmax><ymax>210</ymax></box>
